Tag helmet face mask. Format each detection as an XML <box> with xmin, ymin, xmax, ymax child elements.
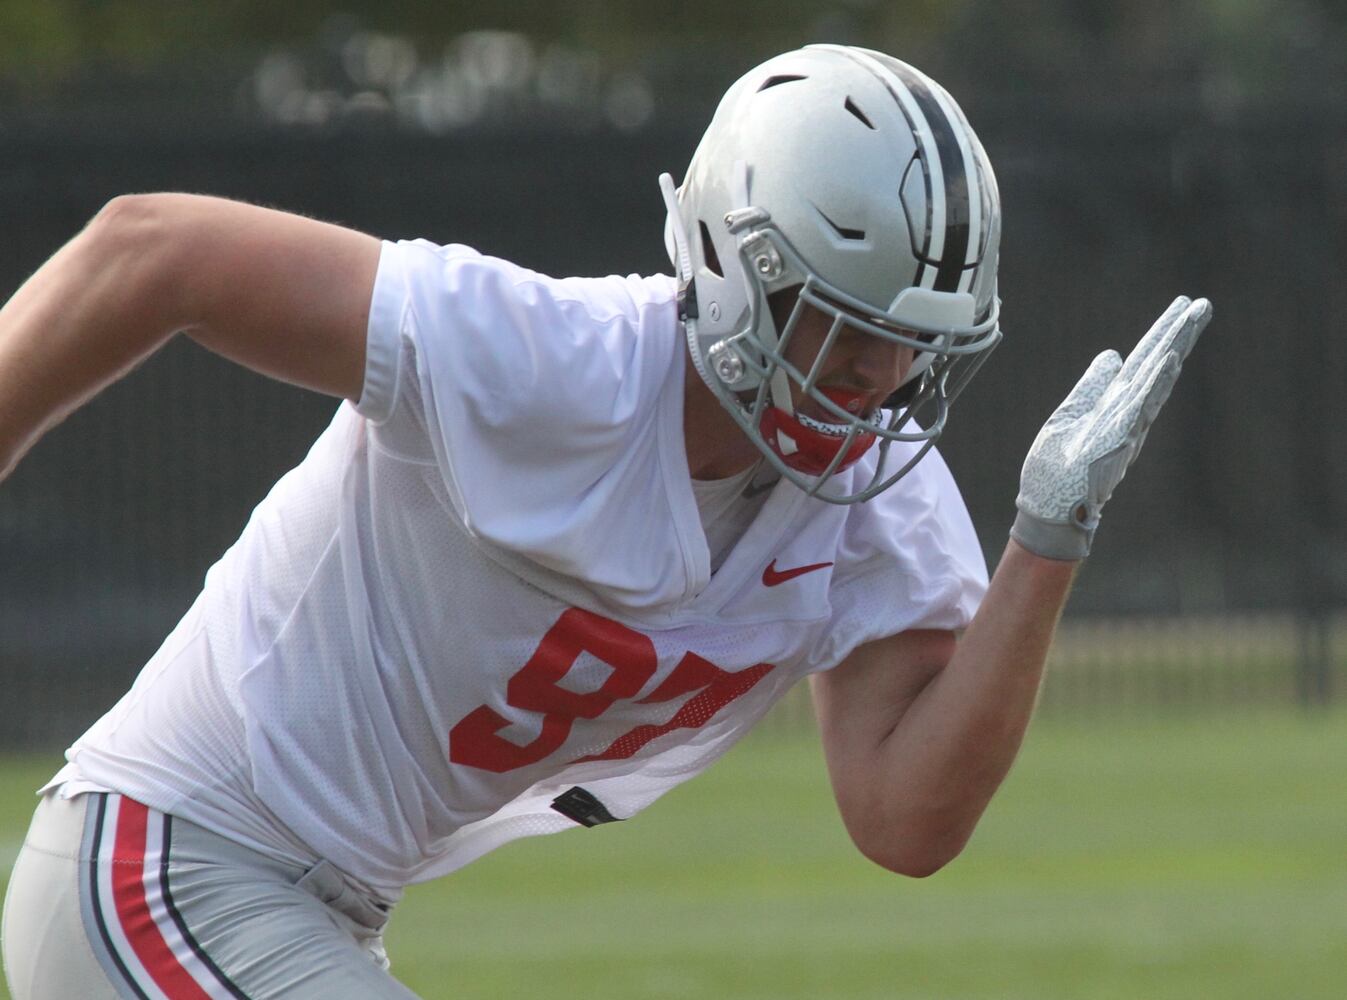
<box><xmin>661</xmin><ymin>44</ymin><xmax>1003</xmax><ymax>504</ymax></box>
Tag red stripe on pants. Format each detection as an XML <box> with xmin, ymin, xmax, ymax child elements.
<box><xmin>111</xmin><ymin>798</ymin><xmax>213</xmax><ymax>1000</ymax></box>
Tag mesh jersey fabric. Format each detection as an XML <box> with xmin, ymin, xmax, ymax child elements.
<box><xmin>49</xmin><ymin>239</ymin><xmax>989</xmax><ymax>892</ymax></box>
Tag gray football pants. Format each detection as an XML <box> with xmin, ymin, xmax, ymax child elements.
<box><xmin>2</xmin><ymin>791</ymin><xmax>419</xmax><ymax>999</ymax></box>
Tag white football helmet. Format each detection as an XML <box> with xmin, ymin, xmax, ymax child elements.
<box><xmin>661</xmin><ymin>44</ymin><xmax>1002</xmax><ymax>503</ymax></box>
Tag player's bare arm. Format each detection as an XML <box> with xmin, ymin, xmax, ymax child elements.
<box><xmin>812</xmin><ymin>543</ymin><xmax>1073</xmax><ymax>877</ymax></box>
<box><xmin>0</xmin><ymin>193</ymin><xmax>379</xmax><ymax>480</ymax></box>
<box><xmin>813</xmin><ymin>297</ymin><xmax>1212</xmax><ymax>878</ymax></box>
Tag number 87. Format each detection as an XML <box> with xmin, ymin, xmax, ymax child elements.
<box><xmin>449</xmin><ymin>608</ymin><xmax>774</xmax><ymax>773</ymax></box>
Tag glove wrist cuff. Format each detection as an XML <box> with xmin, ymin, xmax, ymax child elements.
<box><xmin>1009</xmin><ymin>508</ymin><xmax>1093</xmax><ymax>562</ymax></box>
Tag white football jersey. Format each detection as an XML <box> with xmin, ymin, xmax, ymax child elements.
<box><xmin>50</xmin><ymin>240</ymin><xmax>988</xmax><ymax>892</ymax></box>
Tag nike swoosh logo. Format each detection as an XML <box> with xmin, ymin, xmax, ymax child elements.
<box><xmin>762</xmin><ymin>559</ymin><xmax>834</xmax><ymax>587</ymax></box>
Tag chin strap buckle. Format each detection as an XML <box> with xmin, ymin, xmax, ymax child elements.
<box><xmin>678</xmin><ymin>278</ymin><xmax>699</xmax><ymax>321</ymax></box>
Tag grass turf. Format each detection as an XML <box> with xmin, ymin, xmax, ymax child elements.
<box><xmin>2</xmin><ymin>706</ymin><xmax>1344</xmax><ymax>999</ymax></box>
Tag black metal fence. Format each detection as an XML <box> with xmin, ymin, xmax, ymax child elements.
<box><xmin>1</xmin><ymin>75</ymin><xmax>1344</xmax><ymax>748</ymax></box>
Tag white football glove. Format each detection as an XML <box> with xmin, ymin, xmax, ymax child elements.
<box><xmin>1010</xmin><ymin>295</ymin><xmax>1213</xmax><ymax>561</ymax></box>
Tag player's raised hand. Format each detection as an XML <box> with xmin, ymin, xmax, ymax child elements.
<box><xmin>1010</xmin><ymin>296</ymin><xmax>1213</xmax><ymax>561</ymax></box>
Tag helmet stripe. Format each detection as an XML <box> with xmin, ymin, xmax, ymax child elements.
<box><xmin>888</xmin><ymin>66</ymin><xmax>970</xmax><ymax>293</ymax></box>
<box><xmin>830</xmin><ymin>47</ymin><xmax>947</xmax><ymax>291</ymax></box>
<box><xmin>924</xmin><ymin>90</ymin><xmax>986</xmax><ymax>293</ymax></box>
<box><xmin>845</xmin><ymin>49</ymin><xmax>981</xmax><ymax>295</ymax></box>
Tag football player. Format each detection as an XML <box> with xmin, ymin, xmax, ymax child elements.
<box><xmin>0</xmin><ymin>45</ymin><xmax>1209</xmax><ymax>998</ymax></box>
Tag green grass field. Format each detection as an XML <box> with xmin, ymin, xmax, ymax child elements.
<box><xmin>3</xmin><ymin>707</ymin><xmax>1344</xmax><ymax>999</ymax></box>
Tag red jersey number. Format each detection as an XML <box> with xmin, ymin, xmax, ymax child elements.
<box><xmin>449</xmin><ymin>608</ymin><xmax>774</xmax><ymax>773</ymax></box>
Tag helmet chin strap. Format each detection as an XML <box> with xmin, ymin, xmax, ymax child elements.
<box><xmin>659</xmin><ymin>172</ymin><xmax>693</xmax><ymax>285</ymax></box>
<box><xmin>660</xmin><ymin>171</ymin><xmax>721</xmax><ymax>394</ymax></box>
<box><xmin>767</xmin><ymin>359</ymin><xmax>799</xmax><ymax>456</ymax></box>
<box><xmin>759</xmin><ymin>402</ymin><xmax>879</xmax><ymax>476</ymax></box>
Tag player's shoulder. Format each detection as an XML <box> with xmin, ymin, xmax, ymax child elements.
<box><xmin>845</xmin><ymin>440</ymin><xmax>965</xmax><ymax>520</ymax></box>
<box><xmin>389</xmin><ymin>238</ymin><xmax>678</xmax><ymax>331</ymax></box>
<box><xmin>834</xmin><ymin>442</ymin><xmax>984</xmax><ymax>580</ymax></box>
<box><xmin>377</xmin><ymin>238</ymin><xmax>682</xmax><ymax>428</ymax></box>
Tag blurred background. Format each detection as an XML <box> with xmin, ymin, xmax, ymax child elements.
<box><xmin>0</xmin><ymin>2</ymin><xmax>1344</xmax><ymax>997</ymax></box>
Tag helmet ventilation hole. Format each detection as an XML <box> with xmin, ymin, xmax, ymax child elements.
<box><xmin>817</xmin><ymin>208</ymin><xmax>866</xmax><ymax>242</ymax></box>
<box><xmin>758</xmin><ymin>74</ymin><xmax>807</xmax><ymax>91</ymax></box>
<box><xmin>698</xmin><ymin>221</ymin><xmax>723</xmax><ymax>276</ymax></box>
<box><xmin>844</xmin><ymin>97</ymin><xmax>875</xmax><ymax>129</ymax></box>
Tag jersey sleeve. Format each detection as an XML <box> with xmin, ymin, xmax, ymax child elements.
<box><xmin>351</xmin><ymin>239</ymin><xmax>697</xmax><ymax>603</ymax></box>
<box><xmin>808</xmin><ymin>444</ymin><xmax>990</xmax><ymax>670</ymax></box>
<box><xmin>355</xmin><ymin>240</ymin><xmax>473</xmax><ymax>426</ymax></box>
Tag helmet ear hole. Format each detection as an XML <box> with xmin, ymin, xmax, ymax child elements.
<box><xmin>698</xmin><ymin>221</ymin><xmax>723</xmax><ymax>277</ymax></box>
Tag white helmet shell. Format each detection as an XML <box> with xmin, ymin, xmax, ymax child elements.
<box><xmin>661</xmin><ymin>44</ymin><xmax>1002</xmax><ymax>503</ymax></box>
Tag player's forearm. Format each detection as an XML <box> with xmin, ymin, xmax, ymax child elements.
<box><xmin>0</xmin><ymin>196</ymin><xmax>184</xmax><ymax>480</ymax></box>
<box><xmin>858</xmin><ymin>541</ymin><xmax>1075</xmax><ymax>875</ymax></box>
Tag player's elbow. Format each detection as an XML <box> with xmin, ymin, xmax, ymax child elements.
<box><xmin>88</xmin><ymin>194</ymin><xmax>174</xmax><ymax>257</ymax></box>
<box><xmin>85</xmin><ymin>195</ymin><xmax>191</xmax><ymax>322</ymax></box>
<box><xmin>860</xmin><ymin>841</ymin><xmax>963</xmax><ymax>879</ymax></box>
<box><xmin>847</xmin><ymin>819</ymin><xmax>974</xmax><ymax>878</ymax></box>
